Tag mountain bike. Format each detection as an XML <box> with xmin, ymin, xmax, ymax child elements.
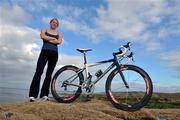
<box><xmin>51</xmin><ymin>42</ymin><xmax>153</xmax><ymax>111</ymax></box>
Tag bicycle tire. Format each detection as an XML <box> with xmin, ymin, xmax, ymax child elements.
<box><xmin>51</xmin><ymin>65</ymin><xmax>84</xmax><ymax>103</ymax></box>
<box><xmin>106</xmin><ymin>65</ymin><xmax>153</xmax><ymax>111</ymax></box>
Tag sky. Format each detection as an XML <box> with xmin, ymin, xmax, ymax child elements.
<box><xmin>0</xmin><ymin>0</ymin><xmax>180</xmax><ymax>93</ymax></box>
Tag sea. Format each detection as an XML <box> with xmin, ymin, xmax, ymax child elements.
<box><xmin>0</xmin><ymin>87</ymin><xmax>56</xmax><ymax>103</ymax></box>
<box><xmin>0</xmin><ymin>87</ymin><xmax>29</xmax><ymax>103</ymax></box>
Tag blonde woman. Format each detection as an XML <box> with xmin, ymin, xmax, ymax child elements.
<box><xmin>29</xmin><ymin>18</ymin><xmax>63</xmax><ymax>102</ymax></box>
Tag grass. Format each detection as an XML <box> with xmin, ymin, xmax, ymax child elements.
<box><xmin>145</xmin><ymin>101</ymin><xmax>180</xmax><ymax>109</ymax></box>
<box><xmin>145</xmin><ymin>93</ymin><xmax>180</xmax><ymax>109</ymax></box>
<box><xmin>79</xmin><ymin>92</ymin><xmax>180</xmax><ymax>109</ymax></box>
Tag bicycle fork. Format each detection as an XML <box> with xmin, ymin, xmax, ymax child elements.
<box><xmin>116</xmin><ymin>63</ymin><xmax>129</xmax><ymax>88</ymax></box>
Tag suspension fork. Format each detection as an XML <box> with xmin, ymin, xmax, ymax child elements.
<box><xmin>115</xmin><ymin>62</ymin><xmax>129</xmax><ymax>88</ymax></box>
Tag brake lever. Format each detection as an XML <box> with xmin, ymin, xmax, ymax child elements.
<box><xmin>132</xmin><ymin>56</ymin><xmax>135</xmax><ymax>62</ymax></box>
<box><xmin>127</xmin><ymin>52</ymin><xmax>135</xmax><ymax>62</ymax></box>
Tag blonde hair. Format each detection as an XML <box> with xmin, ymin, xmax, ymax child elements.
<box><xmin>50</xmin><ymin>18</ymin><xmax>59</xmax><ymax>27</ymax></box>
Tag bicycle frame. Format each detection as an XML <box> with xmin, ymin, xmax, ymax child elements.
<box><xmin>87</xmin><ymin>59</ymin><xmax>117</xmax><ymax>84</ymax></box>
<box><xmin>64</xmin><ymin>54</ymin><xmax>128</xmax><ymax>88</ymax></box>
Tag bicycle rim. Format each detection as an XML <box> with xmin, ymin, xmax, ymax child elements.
<box><xmin>51</xmin><ymin>65</ymin><xmax>83</xmax><ymax>103</ymax></box>
<box><xmin>106</xmin><ymin>65</ymin><xmax>152</xmax><ymax>111</ymax></box>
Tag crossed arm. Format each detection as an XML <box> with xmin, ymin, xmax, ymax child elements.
<box><xmin>40</xmin><ymin>29</ymin><xmax>63</xmax><ymax>45</ymax></box>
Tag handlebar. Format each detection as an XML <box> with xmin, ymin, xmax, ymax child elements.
<box><xmin>113</xmin><ymin>42</ymin><xmax>134</xmax><ymax>62</ymax></box>
<box><xmin>113</xmin><ymin>42</ymin><xmax>131</xmax><ymax>56</ymax></box>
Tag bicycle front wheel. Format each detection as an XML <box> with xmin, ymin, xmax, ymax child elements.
<box><xmin>51</xmin><ymin>65</ymin><xmax>84</xmax><ymax>103</ymax></box>
<box><xmin>106</xmin><ymin>65</ymin><xmax>153</xmax><ymax>111</ymax></box>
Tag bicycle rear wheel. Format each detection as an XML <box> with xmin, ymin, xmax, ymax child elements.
<box><xmin>51</xmin><ymin>65</ymin><xmax>84</xmax><ymax>103</ymax></box>
<box><xmin>106</xmin><ymin>65</ymin><xmax>153</xmax><ymax>111</ymax></box>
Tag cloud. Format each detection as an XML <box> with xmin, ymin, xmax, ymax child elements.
<box><xmin>0</xmin><ymin>4</ymin><xmax>42</xmax><ymax>89</ymax></box>
<box><xmin>92</xmin><ymin>0</ymin><xmax>180</xmax><ymax>74</ymax></box>
<box><xmin>61</xmin><ymin>19</ymin><xmax>102</xmax><ymax>43</ymax></box>
<box><xmin>158</xmin><ymin>48</ymin><xmax>180</xmax><ymax>79</ymax></box>
<box><xmin>40</xmin><ymin>2</ymin><xmax>106</xmax><ymax>43</ymax></box>
<box><xmin>55</xmin><ymin>4</ymin><xmax>85</xmax><ymax>21</ymax></box>
<box><xmin>48</xmin><ymin>4</ymin><xmax>104</xmax><ymax>43</ymax></box>
<box><xmin>55</xmin><ymin>54</ymin><xmax>84</xmax><ymax>69</ymax></box>
<box><xmin>0</xmin><ymin>24</ymin><xmax>40</xmax><ymax>87</ymax></box>
<box><xmin>40</xmin><ymin>0</ymin><xmax>180</xmax><ymax>53</ymax></box>
<box><xmin>6</xmin><ymin>0</ymin><xmax>55</xmax><ymax>12</ymax></box>
<box><xmin>0</xmin><ymin>4</ymin><xmax>30</xmax><ymax>26</ymax></box>
<box><xmin>160</xmin><ymin>50</ymin><xmax>180</xmax><ymax>71</ymax></box>
<box><xmin>95</xmin><ymin>0</ymin><xmax>180</xmax><ymax>50</ymax></box>
<box><xmin>4</xmin><ymin>0</ymin><xmax>180</xmax><ymax>49</ymax></box>
<box><xmin>42</xmin><ymin>16</ymin><xmax>102</xmax><ymax>43</ymax></box>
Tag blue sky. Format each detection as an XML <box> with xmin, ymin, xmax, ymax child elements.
<box><xmin>0</xmin><ymin>0</ymin><xmax>180</xmax><ymax>93</ymax></box>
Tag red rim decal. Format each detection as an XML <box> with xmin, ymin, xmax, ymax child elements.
<box><xmin>108</xmin><ymin>90</ymin><xmax>119</xmax><ymax>104</ymax></box>
<box><xmin>144</xmin><ymin>77</ymin><xmax>150</xmax><ymax>95</ymax></box>
<box><xmin>120</xmin><ymin>67</ymin><xmax>128</xmax><ymax>71</ymax></box>
<box><xmin>64</xmin><ymin>95</ymin><xmax>75</xmax><ymax>101</ymax></box>
<box><xmin>114</xmin><ymin>67</ymin><xmax>128</xmax><ymax>74</ymax></box>
<box><xmin>52</xmin><ymin>79</ymin><xmax>56</xmax><ymax>91</ymax></box>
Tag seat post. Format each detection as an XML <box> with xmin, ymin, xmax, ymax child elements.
<box><xmin>83</xmin><ymin>52</ymin><xmax>87</xmax><ymax>64</ymax></box>
<box><xmin>83</xmin><ymin>52</ymin><xmax>89</xmax><ymax>80</ymax></box>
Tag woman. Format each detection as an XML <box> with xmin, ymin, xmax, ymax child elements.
<box><xmin>29</xmin><ymin>18</ymin><xmax>63</xmax><ymax>102</ymax></box>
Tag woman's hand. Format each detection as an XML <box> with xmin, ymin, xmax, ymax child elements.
<box><xmin>40</xmin><ymin>29</ymin><xmax>56</xmax><ymax>41</ymax></box>
<box><xmin>49</xmin><ymin>33</ymin><xmax>63</xmax><ymax>45</ymax></box>
<box><xmin>49</xmin><ymin>39</ymin><xmax>59</xmax><ymax>44</ymax></box>
<box><xmin>40</xmin><ymin>29</ymin><xmax>63</xmax><ymax>45</ymax></box>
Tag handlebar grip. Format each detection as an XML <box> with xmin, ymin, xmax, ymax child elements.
<box><xmin>123</xmin><ymin>42</ymin><xmax>132</xmax><ymax>48</ymax></box>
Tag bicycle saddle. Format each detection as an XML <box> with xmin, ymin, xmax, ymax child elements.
<box><xmin>76</xmin><ymin>48</ymin><xmax>92</xmax><ymax>53</ymax></box>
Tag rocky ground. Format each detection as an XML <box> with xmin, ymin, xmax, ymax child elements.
<box><xmin>0</xmin><ymin>99</ymin><xmax>180</xmax><ymax>120</ymax></box>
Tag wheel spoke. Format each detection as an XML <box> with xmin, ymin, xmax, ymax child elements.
<box><xmin>51</xmin><ymin>66</ymin><xmax>83</xmax><ymax>102</ymax></box>
<box><xmin>107</xmin><ymin>65</ymin><xmax>152</xmax><ymax>111</ymax></box>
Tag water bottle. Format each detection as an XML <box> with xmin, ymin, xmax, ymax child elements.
<box><xmin>95</xmin><ymin>69</ymin><xmax>103</xmax><ymax>77</ymax></box>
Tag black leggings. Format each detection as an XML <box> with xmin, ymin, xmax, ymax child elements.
<box><xmin>29</xmin><ymin>50</ymin><xmax>58</xmax><ymax>98</ymax></box>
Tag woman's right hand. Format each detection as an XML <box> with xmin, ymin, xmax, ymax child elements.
<box><xmin>49</xmin><ymin>38</ymin><xmax>60</xmax><ymax>44</ymax></box>
<box><xmin>40</xmin><ymin>29</ymin><xmax>56</xmax><ymax>42</ymax></box>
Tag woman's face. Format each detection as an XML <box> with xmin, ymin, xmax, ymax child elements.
<box><xmin>50</xmin><ymin>19</ymin><xmax>58</xmax><ymax>29</ymax></box>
